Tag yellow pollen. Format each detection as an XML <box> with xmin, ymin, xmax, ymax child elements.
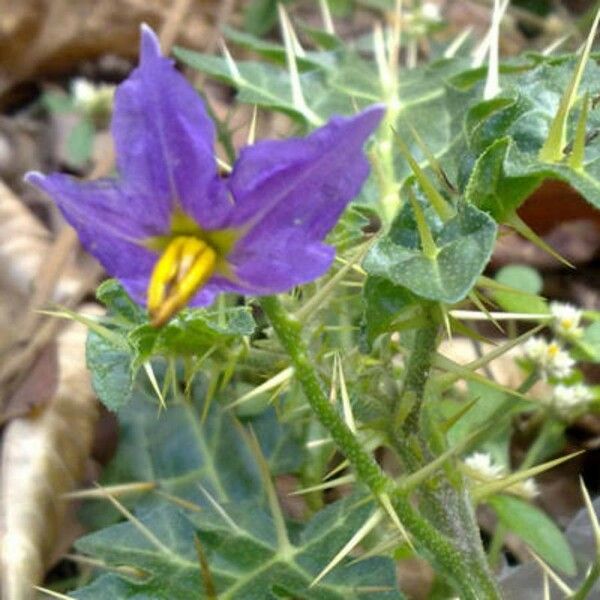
<box><xmin>147</xmin><ymin>236</ymin><xmax>217</xmax><ymax>327</ymax></box>
<box><xmin>547</xmin><ymin>343</ymin><xmax>559</xmax><ymax>358</ymax></box>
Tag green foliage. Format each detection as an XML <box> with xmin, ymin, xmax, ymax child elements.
<box><xmin>87</xmin><ymin>281</ymin><xmax>255</xmax><ymax>410</ymax></box>
<box><xmin>71</xmin><ymin>381</ymin><xmax>403</xmax><ymax>598</ymax></box>
<box><xmin>73</xmin><ymin>13</ymin><xmax>600</xmax><ymax>599</ymax></box>
<box><xmin>489</xmin><ymin>494</ymin><xmax>577</xmax><ymax>575</ymax></box>
<box><xmin>363</xmin><ymin>201</ymin><xmax>497</xmax><ymax>304</ymax></box>
<box><xmin>493</xmin><ymin>264</ymin><xmax>548</xmax><ymax>313</ymax></box>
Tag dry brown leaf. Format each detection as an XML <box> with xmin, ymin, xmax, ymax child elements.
<box><xmin>0</xmin><ymin>305</ymin><xmax>99</xmax><ymax>600</ymax></box>
<box><xmin>0</xmin><ymin>179</ymin><xmax>82</xmax><ymax>301</ymax></box>
<box><xmin>0</xmin><ymin>0</ymin><xmax>220</xmax><ymax>101</ymax></box>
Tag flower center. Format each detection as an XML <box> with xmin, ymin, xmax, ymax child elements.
<box><xmin>147</xmin><ymin>236</ymin><xmax>217</xmax><ymax>327</ymax></box>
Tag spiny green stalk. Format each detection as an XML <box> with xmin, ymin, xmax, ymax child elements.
<box><xmin>260</xmin><ymin>295</ymin><xmax>502</xmax><ymax>599</ymax></box>
<box><xmin>389</xmin><ymin>312</ymin><xmax>497</xmax><ymax>596</ymax></box>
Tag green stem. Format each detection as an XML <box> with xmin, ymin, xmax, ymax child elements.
<box><xmin>570</xmin><ymin>561</ymin><xmax>600</xmax><ymax>600</ymax></box>
<box><xmin>390</xmin><ymin>315</ymin><xmax>498</xmax><ymax>598</ymax></box>
<box><xmin>260</xmin><ymin>295</ymin><xmax>501</xmax><ymax>599</ymax></box>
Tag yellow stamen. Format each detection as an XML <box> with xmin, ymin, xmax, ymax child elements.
<box><xmin>148</xmin><ymin>236</ymin><xmax>217</xmax><ymax>327</ymax></box>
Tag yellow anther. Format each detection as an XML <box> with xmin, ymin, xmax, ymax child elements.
<box><xmin>147</xmin><ymin>236</ymin><xmax>217</xmax><ymax>327</ymax></box>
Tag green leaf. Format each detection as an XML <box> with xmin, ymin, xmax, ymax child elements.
<box><xmin>574</xmin><ymin>321</ymin><xmax>600</xmax><ymax>362</ymax></box>
<box><xmin>243</xmin><ymin>0</ymin><xmax>284</xmax><ymax>36</ymax></box>
<box><xmin>364</xmin><ymin>202</ymin><xmax>497</xmax><ymax>304</ymax></box>
<box><xmin>489</xmin><ymin>494</ymin><xmax>576</xmax><ymax>575</ymax></box>
<box><xmin>222</xmin><ymin>25</ymin><xmax>335</xmax><ymax>70</ymax></box>
<box><xmin>462</xmin><ymin>57</ymin><xmax>600</xmax><ymax>220</ymax></box>
<box><xmin>73</xmin><ymin>496</ymin><xmax>404</xmax><ymax>599</ymax></box>
<box><xmin>96</xmin><ymin>392</ymin><xmax>265</xmax><ymax>510</ymax></box>
<box><xmin>128</xmin><ymin>307</ymin><xmax>255</xmax><ymax>364</ymax></box>
<box><xmin>361</xmin><ymin>276</ymin><xmax>417</xmax><ymax>348</ymax></box>
<box><xmin>493</xmin><ymin>265</ymin><xmax>548</xmax><ymax>314</ymax></box>
<box><xmin>95</xmin><ymin>279</ymin><xmax>145</xmax><ymax>324</ymax></box>
<box><xmin>86</xmin><ymin>331</ymin><xmax>134</xmax><ymax>411</ymax></box>
<box><xmin>174</xmin><ymin>50</ymin><xmax>332</xmax><ymax>124</ymax></box>
<box><xmin>67</xmin><ymin>118</ymin><xmax>95</xmax><ymax>168</ymax></box>
<box><xmin>246</xmin><ymin>407</ymin><xmax>305</xmax><ymax>475</ymax></box>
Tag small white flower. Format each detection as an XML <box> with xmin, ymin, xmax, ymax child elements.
<box><xmin>550</xmin><ymin>302</ymin><xmax>583</xmax><ymax>338</ymax></box>
<box><xmin>71</xmin><ymin>78</ymin><xmax>115</xmax><ymax>116</ymax></box>
<box><xmin>464</xmin><ymin>453</ymin><xmax>538</xmax><ymax>499</ymax></box>
<box><xmin>550</xmin><ymin>383</ymin><xmax>594</xmax><ymax>418</ymax></box>
<box><xmin>523</xmin><ymin>337</ymin><xmax>575</xmax><ymax>379</ymax></box>
<box><xmin>516</xmin><ymin>478</ymin><xmax>539</xmax><ymax>500</ymax></box>
<box><xmin>71</xmin><ymin>78</ymin><xmax>96</xmax><ymax>107</ymax></box>
<box><xmin>421</xmin><ymin>2</ymin><xmax>441</xmax><ymax>21</ymax></box>
<box><xmin>465</xmin><ymin>452</ymin><xmax>505</xmax><ymax>479</ymax></box>
<box><xmin>523</xmin><ymin>336</ymin><xmax>549</xmax><ymax>362</ymax></box>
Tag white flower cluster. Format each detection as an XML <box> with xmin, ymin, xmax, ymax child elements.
<box><xmin>545</xmin><ymin>383</ymin><xmax>594</xmax><ymax>419</ymax></box>
<box><xmin>523</xmin><ymin>337</ymin><xmax>575</xmax><ymax>379</ymax></box>
<box><xmin>464</xmin><ymin>452</ymin><xmax>539</xmax><ymax>499</ymax></box>
<box><xmin>550</xmin><ymin>302</ymin><xmax>583</xmax><ymax>339</ymax></box>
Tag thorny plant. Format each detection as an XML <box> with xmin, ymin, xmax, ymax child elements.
<box><xmin>31</xmin><ymin>3</ymin><xmax>600</xmax><ymax>599</ymax></box>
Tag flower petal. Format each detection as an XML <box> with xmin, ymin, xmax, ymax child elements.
<box><xmin>225</xmin><ymin>105</ymin><xmax>384</xmax><ymax>239</ymax></box>
<box><xmin>25</xmin><ymin>172</ymin><xmax>158</xmax><ymax>304</ymax></box>
<box><xmin>223</xmin><ymin>106</ymin><xmax>383</xmax><ymax>290</ymax></box>
<box><xmin>222</xmin><ymin>240</ymin><xmax>335</xmax><ymax>295</ymax></box>
<box><xmin>112</xmin><ymin>25</ymin><xmax>227</xmax><ymax>229</ymax></box>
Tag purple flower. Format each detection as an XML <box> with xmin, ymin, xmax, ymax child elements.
<box><xmin>27</xmin><ymin>26</ymin><xmax>383</xmax><ymax>326</ymax></box>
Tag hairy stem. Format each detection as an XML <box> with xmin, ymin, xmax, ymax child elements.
<box><xmin>390</xmin><ymin>314</ymin><xmax>498</xmax><ymax>597</ymax></box>
<box><xmin>260</xmin><ymin>295</ymin><xmax>501</xmax><ymax>599</ymax></box>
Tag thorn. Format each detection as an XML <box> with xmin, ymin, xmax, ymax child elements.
<box><xmin>219</xmin><ymin>39</ymin><xmax>242</xmax><ymax>83</ymax></box>
<box><xmin>295</xmin><ymin>241</ymin><xmax>373</xmax><ymax>322</ymax></box>
<box><xmin>388</xmin><ymin>0</ymin><xmax>403</xmax><ymax>73</ymax></box>
<box><xmin>542</xmin><ymin>572</ymin><xmax>550</xmax><ymax>600</ymax></box>
<box><xmin>471</xmin><ymin>0</ymin><xmax>509</xmax><ymax>68</ymax></box>
<box><xmin>247</xmin><ymin>105</ymin><xmax>258</xmax><ymax>146</ymax></box>
<box><xmin>439</xmin><ymin>304</ymin><xmax>452</xmax><ymax>340</ymax></box>
<box><xmin>407</xmin><ymin>123</ymin><xmax>456</xmax><ymax>194</ymax></box>
<box><xmin>198</xmin><ymin>484</ymin><xmax>243</xmax><ymax>534</ymax></box>
<box><xmin>329</xmin><ymin>354</ymin><xmax>339</xmax><ymax>405</ymax></box>
<box><xmin>444</xmin><ymin>27</ymin><xmax>472</xmax><ymax>59</ymax></box>
<box><xmin>373</xmin><ymin>23</ymin><xmax>392</xmax><ymax>92</ymax></box>
<box><xmin>378</xmin><ymin>492</ymin><xmax>414</xmax><ymax>550</ymax></box>
<box><xmin>143</xmin><ymin>361</ymin><xmax>166</xmax><ymax>410</ymax></box>
<box><xmin>394</xmin><ymin>131</ymin><xmax>454</xmax><ymax>221</ymax></box>
<box><xmin>472</xmin><ymin>451</ymin><xmax>584</xmax><ymax>502</ymax></box>
<box><xmin>580</xmin><ymin>477</ymin><xmax>600</xmax><ymax>552</ymax></box>
<box><xmin>34</xmin><ymin>587</ymin><xmax>74</xmax><ymax>599</ymax></box>
<box><xmin>245</xmin><ymin>427</ymin><xmax>292</xmax><ymax>551</ymax></box>
<box><xmin>484</xmin><ymin>0</ymin><xmax>504</xmax><ymax>99</ymax></box>
<box><xmin>406</xmin><ymin>38</ymin><xmax>418</xmax><ymax>69</ymax></box>
<box><xmin>64</xmin><ymin>553</ymin><xmax>146</xmax><ymax>578</ymax></box>
<box><xmin>449</xmin><ymin>310</ymin><xmax>550</xmax><ymax>322</ymax></box>
<box><xmin>226</xmin><ymin>366</ymin><xmax>294</xmax><ymax>410</ymax></box>
<box><xmin>194</xmin><ymin>535</ymin><xmax>218</xmax><ymax>600</ymax></box>
<box><xmin>310</xmin><ymin>510</ymin><xmax>383</xmax><ymax>587</ymax></box>
<box><xmin>318</xmin><ymin>0</ymin><xmax>335</xmax><ymax>34</ymax></box>
<box><xmin>529</xmin><ymin>549</ymin><xmax>574</xmax><ymax>595</ymax></box>
<box><xmin>542</xmin><ymin>34</ymin><xmax>569</xmax><ymax>56</ymax></box>
<box><xmin>289</xmin><ymin>473</ymin><xmax>355</xmax><ymax>496</ymax></box>
<box><xmin>62</xmin><ymin>481</ymin><xmax>156</xmax><ymax>500</ymax></box>
<box><xmin>337</xmin><ymin>356</ymin><xmax>357</xmax><ymax>433</ymax></box>
<box><xmin>539</xmin><ymin>8</ymin><xmax>600</xmax><ymax>162</ymax></box>
<box><xmin>407</xmin><ymin>187</ymin><xmax>439</xmax><ymax>260</ymax></box>
<box><xmin>508</xmin><ymin>213</ymin><xmax>574</xmax><ymax>268</ymax></box>
<box><xmin>467</xmin><ymin>291</ymin><xmax>504</xmax><ymax>333</ymax></box>
<box><xmin>93</xmin><ymin>483</ymin><xmax>174</xmax><ymax>556</ymax></box>
<box><xmin>278</xmin><ymin>4</ymin><xmax>320</xmax><ymax>124</ymax></box>
<box><xmin>216</xmin><ymin>156</ymin><xmax>232</xmax><ymax>173</ymax></box>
